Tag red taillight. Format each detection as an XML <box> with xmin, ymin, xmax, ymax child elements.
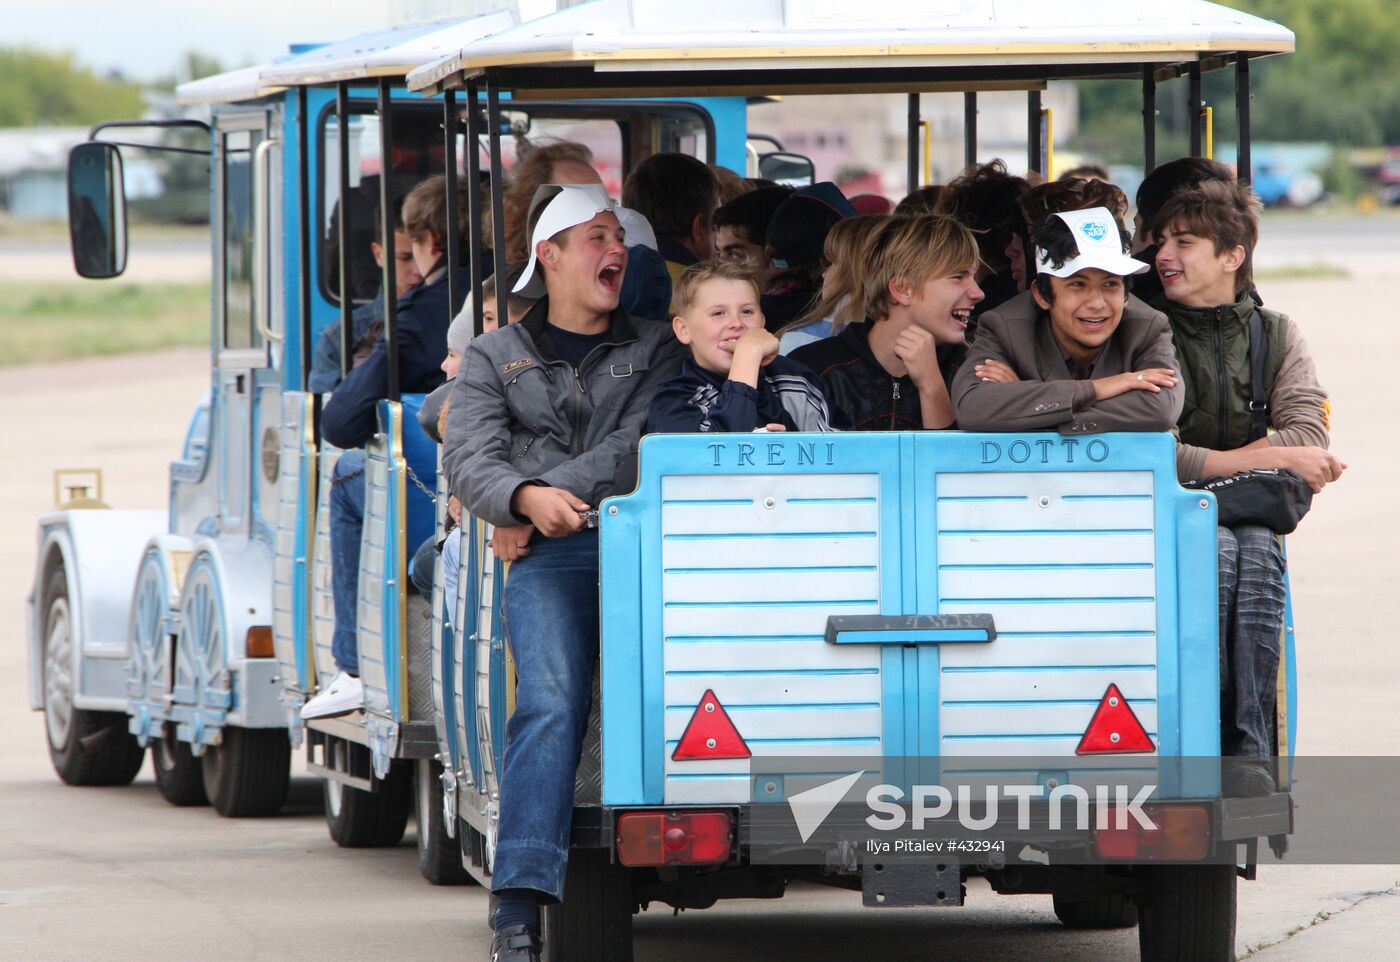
<box><xmin>1095</xmin><ymin>805</ymin><xmax>1210</xmax><ymax>860</ymax></box>
<box><xmin>616</xmin><ymin>811</ymin><xmax>733</xmax><ymax>867</ymax></box>
<box><xmin>1076</xmin><ymin>683</ymin><xmax>1155</xmax><ymax>754</ymax></box>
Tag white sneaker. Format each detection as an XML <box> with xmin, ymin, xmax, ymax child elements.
<box><xmin>300</xmin><ymin>671</ymin><xmax>364</xmax><ymax>719</ymax></box>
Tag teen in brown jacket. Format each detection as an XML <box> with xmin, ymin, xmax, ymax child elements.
<box><xmin>952</xmin><ymin>207</ymin><xmax>1182</xmax><ymax>434</ymax></box>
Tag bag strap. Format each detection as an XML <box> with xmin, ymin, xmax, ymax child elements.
<box><xmin>1247</xmin><ymin>309</ymin><xmax>1270</xmax><ymax>444</ymax></box>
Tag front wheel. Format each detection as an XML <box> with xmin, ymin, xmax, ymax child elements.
<box><xmin>42</xmin><ymin>569</ymin><xmax>144</xmax><ymax>787</ymax></box>
<box><xmin>542</xmin><ymin>848</ymin><xmax>634</xmax><ymax>962</ymax></box>
<box><xmin>201</xmin><ymin>726</ymin><xmax>290</xmax><ymax>817</ymax></box>
<box><xmin>416</xmin><ymin>759</ymin><xmax>471</xmax><ymax>884</ymax></box>
<box><xmin>1136</xmin><ymin>864</ymin><xmax>1236</xmax><ymax>962</ymax></box>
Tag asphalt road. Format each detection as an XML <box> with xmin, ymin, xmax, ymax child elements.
<box><xmin>3</xmin><ymin>221</ymin><xmax>1399</xmax><ymax>960</ymax></box>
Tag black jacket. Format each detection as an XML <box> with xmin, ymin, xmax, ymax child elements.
<box><xmin>321</xmin><ymin>263</ymin><xmax>468</xmax><ymax>449</ymax></box>
<box><xmin>646</xmin><ymin>355</ymin><xmax>840</xmax><ymax>434</ymax></box>
<box><xmin>788</xmin><ymin>322</ymin><xmax>965</xmax><ymax>431</ymax></box>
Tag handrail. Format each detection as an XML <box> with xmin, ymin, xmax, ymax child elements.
<box><xmin>252</xmin><ymin>137</ymin><xmax>284</xmax><ymax>344</ymax></box>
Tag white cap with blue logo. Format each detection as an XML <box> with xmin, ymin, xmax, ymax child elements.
<box><xmin>1034</xmin><ymin>206</ymin><xmax>1149</xmax><ymax>278</ymax></box>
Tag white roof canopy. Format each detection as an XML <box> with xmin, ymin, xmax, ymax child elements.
<box><xmin>258</xmin><ymin>13</ymin><xmax>516</xmax><ymax>87</ymax></box>
<box><xmin>176</xmin><ymin>63</ymin><xmax>285</xmax><ymax>105</ymax></box>
<box><xmin>176</xmin><ymin>12</ymin><xmax>517</xmax><ymax>105</ymax></box>
<box><xmin>408</xmin><ymin>0</ymin><xmax>1295</xmax><ymax>94</ymax></box>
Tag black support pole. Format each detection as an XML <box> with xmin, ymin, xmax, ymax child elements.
<box><xmin>378</xmin><ymin>79</ymin><xmax>399</xmax><ymax>403</ymax></box>
<box><xmin>1188</xmin><ymin>61</ymin><xmax>1203</xmax><ymax>157</ymax></box>
<box><xmin>486</xmin><ymin>77</ymin><xmax>509</xmax><ymax>330</ymax></box>
<box><xmin>336</xmin><ymin>82</ymin><xmax>353</xmax><ymax>383</ymax></box>
<box><xmin>465</xmin><ymin>77</ymin><xmax>486</xmax><ymax>337</ymax></box>
<box><xmin>963</xmin><ymin>91</ymin><xmax>978</xmax><ymax>169</ymax></box>
<box><xmin>1235</xmin><ymin>56</ymin><xmax>1252</xmax><ymax>186</ymax></box>
<box><xmin>1142</xmin><ymin>66</ymin><xmax>1157</xmax><ymax>175</ymax></box>
<box><xmin>443</xmin><ymin>88</ymin><xmax>460</xmax><ymax>312</ymax></box>
<box><xmin>1027</xmin><ymin>90</ymin><xmax>1043</xmax><ymax>177</ymax></box>
<box><xmin>906</xmin><ymin>92</ymin><xmax>920</xmax><ymax>194</ymax></box>
<box><xmin>297</xmin><ymin>86</ymin><xmax>312</xmax><ymax>389</ymax></box>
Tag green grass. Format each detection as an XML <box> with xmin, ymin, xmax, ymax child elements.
<box><xmin>0</xmin><ymin>280</ymin><xmax>210</xmax><ymax>367</ymax></box>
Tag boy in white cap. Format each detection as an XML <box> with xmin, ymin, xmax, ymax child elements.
<box><xmin>441</xmin><ymin>184</ymin><xmax>683</xmax><ymax>961</ymax></box>
<box><xmin>952</xmin><ymin>206</ymin><xmax>1182</xmax><ymax>433</ymax></box>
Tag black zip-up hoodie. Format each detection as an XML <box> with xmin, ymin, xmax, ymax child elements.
<box><xmin>788</xmin><ymin>322</ymin><xmax>965</xmax><ymax>431</ymax></box>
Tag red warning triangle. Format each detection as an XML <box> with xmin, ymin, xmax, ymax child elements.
<box><xmin>1076</xmin><ymin>683</ymin><xmax>1155</xmax><ymax>754</ymax></box>
<box><xmin>672</xmin><ymin>689</ymin><xmax>752</xmax><ymax>761</ymax></box>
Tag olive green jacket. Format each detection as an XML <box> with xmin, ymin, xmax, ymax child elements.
<box><xmin>1160</xmin><ymin>296</ymin><xmax>1330</xmax><ymax>481</ymax></box>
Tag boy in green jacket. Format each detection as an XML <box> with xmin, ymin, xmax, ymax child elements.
<box><xmin>1152</xmin><ymin>180</ymin><xmax>1345</xmax><ymax>795</ymax></box>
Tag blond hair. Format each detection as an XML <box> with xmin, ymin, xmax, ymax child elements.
<box><xmin>780</xmin><ymin>214</ymin><xmax>892</xmax><ymax>336</ymax></box>
<box><xmin>863</xmin><ymin>213</ymin><xmax>979</xmax><ymax>322</ymax></box>
<box><xmin>670</xmin><ymin>259</ymin><xmax>762</xmax><ymax>317</ymax></box>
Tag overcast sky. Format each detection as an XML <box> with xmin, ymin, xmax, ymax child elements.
<box><xmin>7</xmin><ymin>1</ymin><xmax>396</xmax><ymax>80</ymax></box>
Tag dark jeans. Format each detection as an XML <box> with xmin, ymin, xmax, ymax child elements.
<box><xmin>329</xmin><ymin>450</ymin><xmax>366</xmax><ymax>675</ymax></box>
<box><xmin>491</xmin><ymin>529</ymin><xmax>600</xmax><ymax>901</ymax></box>
<box><xmin>1217</xmin><ymin>524</ymin><xmax>1286</xmax><ymax>759</ymax></box>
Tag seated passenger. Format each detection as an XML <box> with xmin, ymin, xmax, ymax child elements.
<box><xmin>761</xmin><ymin>182</ymin><xmax>855</xmax><ymax>332</ymax></box>
<box><xmin>952</xmin><ymin>207</ymin><xmax>1180</xmax><ymax>433</ymax></box>
<box><xmin>498</xmin><ymin>140</ymin><xmax>671</xmax><ymax>321</ymax></box>
<box><xmin>712</xmin><ymin>185</ymin><xmax>793</xmax><ymax>292</ymax></box>
<box><xmin>623</xmin><ymin>152</ymin><xmax>721</xmax><ymax>284</ymax></box>
<box><xmin>1131</xmin><ymin>156</ymin><xmax>1237</xmax><ymax>304</ymax></box>
<box><xmin>442</xmin><ymin>184</ymin><xmax>683</xmax><ymax>959</ymax></box>
<box><xmin>777</xmin><ymin>213</ymin><xmax>890</xmax><ymax>355</ymax></box>
<box><xmin>411</xmin><ymin>268</ymin><xmax>535</xmax><ymax>607</ymax></box>
<box><xmin>1005</xmin><ymin>176</ymin><xmax>1131</xmax><ymax>294</ymax></box>
<box><xmin>1151</xmin><ymin>181</ymin><xmax>1344</xmax><ymax>794</ymax></box>
<box><xmin>646</xmin><ymin>260</ymin><xmax>838</xmax><ymax>434</ymax></box>
<box><xmin>302</xmin><ymin>176</ymin><xmax>470</xmax><ymax>720</ymax></box>
<box><xmin>790</xmin><ymin>213</ymin><xmax>981</xmax><ymax>431</ymax></box>
<box><xmin>936</xmin><ymin>160</ymin><xmax>1031</xmax><ymax>321</ymax></box>
<box><xmin>308</xmin><ymin>194</ymin><xmax>422</xmax><ymax>394</ymax></box>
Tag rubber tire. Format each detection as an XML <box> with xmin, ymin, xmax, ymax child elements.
<box><xmin>541</xmin><ymin>848</ymin><xmax>634</xmax><ymax>962</ymax></box>
<box><xmin>152</xmin><ymin>727</ymin><xmax>208</xmax><ymax>807</ymax></box>
<box><xmin>42</xmin><ymin>570</ymin><xmax>145</xmax><ymax>787</ymax></box>
<box><xmin>416</xmin><ymin>759</ymin><xmax>471</xmax><ymax>884</ymax></box>
<box><xmin>325</xmin><ymin>758</ymin><xmax>412</xmax><ymax>848</ymax></box>
<box><xmin>200</xmin><ymin>726</ymin><xmax>291</xmax><ymax>817</ymax></box>
<box><xmin>1137</xmin><ymin>865</ymin><xmax>1237</xmax><ymax>962</ymax></box>
<box><xmin>1053</xmin><ymin>890</ymin><xmax>1139</xmax><ymax>929</ymax></box>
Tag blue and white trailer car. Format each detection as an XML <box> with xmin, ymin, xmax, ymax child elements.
<box><xmin>29</xmin><ymin>1</ymin><xmax>1300</xmax><ymax>959</ymax></box>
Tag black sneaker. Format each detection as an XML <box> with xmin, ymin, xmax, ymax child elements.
<box><xmin>1224</xmin><ymin>762</ymin><xmax>1276</xmax><ymax>798</ymax></box>
<box><xmin>490</xmin><ymin>924</ymin><xmax>542</xmax><ymax>962</ymax></box>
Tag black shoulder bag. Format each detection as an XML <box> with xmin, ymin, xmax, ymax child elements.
<box><xmin>1183</xmin><ymin>310</ymin><xmax>1313</xmax><ymax>534</ymax></box>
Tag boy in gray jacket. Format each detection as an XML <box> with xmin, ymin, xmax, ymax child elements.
<box><xmin>441</xmin><ymin>184</ymin><xmax>682</xmax><ymax>961</ymax></box>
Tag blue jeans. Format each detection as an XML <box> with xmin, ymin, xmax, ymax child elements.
<box><xmin>491</xmin><ymin>529</ymin><xmax>600</xmax><ymax>901</ymax></box>
<box><xmin>330</xmin><ymin>450</ymin><xmax>366</xmax><ymax>675</ymax></box>
<box><xmin>409</xmin><ymin>529</ymin><xmax>458</xmax><ymax>605</ymax></box>
<box><xmin>1217</xmin><ymin>524</ymin><xmax>1286</xmax><ymax>759</ymax></box>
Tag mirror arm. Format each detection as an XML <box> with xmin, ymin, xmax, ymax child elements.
<box><xmin>89</xmin><ymin>118</ymin><xmax>210</xmax><ymax>139</ymax></box>
<box><xmin>252</xmin><ymin>138</ymin><xmax>284</xmax><ymax>344</ymax></box>
<box><xmin>90</xmin><ymin>139</ymin><xmax>211</xmax><ymax>158</ymax></box>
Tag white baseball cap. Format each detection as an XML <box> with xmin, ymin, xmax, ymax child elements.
<box><xmin>514</xmin><ymin>183</ymin><xmax>616</xmax><ymax>298</ymax></box>
<box><xmin>1034</xmin><ymin>207</ymin><xmax>1149</xmax><ymax>278</ymax></box>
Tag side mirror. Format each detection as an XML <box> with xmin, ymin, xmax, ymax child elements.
<box><xmin>68</xmin><ymin>142</ymin><xmax>128</xmax><ymax>279</ymax></box>
<box><xmin>758</xmin><ymin>151</ymin><xmax>816</xmax><ymax>188</ymax></box>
